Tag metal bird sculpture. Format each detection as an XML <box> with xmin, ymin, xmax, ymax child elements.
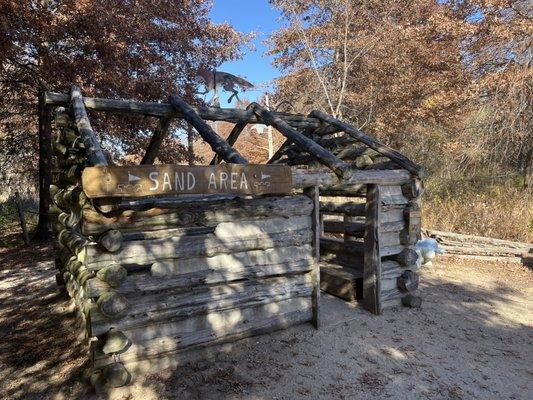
<box><xmin>196</xmin><ymin>67</ymin><xmax>254</xmax><ymax>105</ymax></box>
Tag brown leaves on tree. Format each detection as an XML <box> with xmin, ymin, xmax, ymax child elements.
<box><xmin>0</xmin><ymin>0</ymin><xmax>246</xmax><ymax>186</ymax></box>
<box><xmin>267</xmin><ymin>0</ymin><xmax>532</xmax><ymax>182</ymax></box>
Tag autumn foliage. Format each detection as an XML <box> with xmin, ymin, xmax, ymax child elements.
<box><xmin>267</xmin><ymin>0</ymin><xmax>532</xmax><ymax>183</ymax></box>
<box><xmin>0</xmin><ymin>0</ymin><xmax>531</xmax><ymax>241</ymax></box>
<box><xmin>0</xmin><ymin>0</ymin><xmax>245</xmax><ymax>183</ymax></box>
<box><xmin>266</xmin><ymin>0</ymin><xmax>532</xmax><ymax>240</ymax></box>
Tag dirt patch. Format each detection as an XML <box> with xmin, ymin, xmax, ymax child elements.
<box><xmin>0</xmin><ymin>236</ymin><xmax>531</xmax><ymax>399</ymax></box>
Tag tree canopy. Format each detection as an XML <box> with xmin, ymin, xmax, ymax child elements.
<box><xmin>267</xmin><ymin>0</ymin><xmax>532</xmax><ymax>183</ymax></box>
<box><xmin>0</xmin><ymin>0</ymin><xmax>246</xmax><ymax>182</ymax></box>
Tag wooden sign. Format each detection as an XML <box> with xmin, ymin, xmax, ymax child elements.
<box><xmin>81</xmin><ymin>164</ymin><xmax>292</xmax><ymax>198</ymax></box>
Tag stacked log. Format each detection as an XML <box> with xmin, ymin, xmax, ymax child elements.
<box><xmin>378</xmin><ymin>182</ymin><xmax>423</xmax><ymax>310</ymax></box>
<box><xmin>277</xmin><ymin>131</ymin><xmax>405</xmax><ymax>173</ymax></box>
<box><xmin>423</xmin><ymin>229</ymin><xmax>532</xmax><ymax>259</ymax></box>
<box><xmin>318</xmin><ymin>181</ymin><xmax>423</xmax><ymax>311</ymax></box>
<box><xmin>53</xmin><ymin>190</ymin><xmax>316</xmax><ymax>386</ymax></box>
<box><xmin>49</xmin><ymin>107</ymin><xmax>318</xmax><ymax>387</ymax></box>
<box><xmin>85</xmin><ymin>195</ymin><xmax>315</xmax><ymax>380</ymax></box>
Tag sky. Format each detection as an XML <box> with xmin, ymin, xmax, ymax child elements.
<box><xmin>208</xmin><ymin>0</ymin><xmax>283</xmax><ymax>104</ymax></box>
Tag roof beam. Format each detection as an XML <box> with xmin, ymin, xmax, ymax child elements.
<box><xmin>45</xmin><ymin>91</ymin><xmax>321</xmax><ymax>130</ymax></box>
<box><xmin>310</xmin><ymin>110</ymin><xmax>426</xmax><ymax>178</ymax></box>
<box><xmin>140</xmin><ymin>117</ymin><xmax>171</xmax><ymax>164</ymax></box>
<box><xmin>170</xmin><ymin>95</ymin><xmax>248</xmax><ymax>165</ymax></box>
<box><xmin>69</xmin><ymin>85</ymin><xmax>107</xmax><ymax>166</ymax></box>
<box><xmin>252</xmin><ymin>103</ymin><xmax>348</xmax><ymax>177</ymax></box>
<box><xmin>210</xmin><ymin>111</ymin><xmax>252</xmax><ymax>165</ymax></box>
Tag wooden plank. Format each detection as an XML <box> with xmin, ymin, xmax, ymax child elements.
<box><xmin>320</xmin><ymin>200</ymin><xmax>366</xmax><ymax>216</ymax></box>
<box><xmin>82</xmin><ymin>229</ymin><xmax>313</xmax><ymax>269</ymax></box>
<box><xmin>89</xmin><ymin>280</ymin><xmax>313</xmax><ymax>337</ymax></box>
<box><xmin>402</xmin><ymin>201</ymin><xmax>421</xmax><ymax>245</ymax></box>
<box><xmin>323</xmin><ymin>220</ymin><xmax>364</xmax><ymax>237</ymax></box>
<box><xmin>170</xmin><ymin>95</ymin><xmax>248</xmax><ymax>164</ymax></box>
<box><xmin>320</xmin><ymin>237</ymin><xmax>365</xmax><ymax>257</ymax></box>
<box><xmin>81</xmin><ymin>195</ymin><xmax>313</xmax><ymax>235</ymax></box>
<box><xmin>81</xmin><ymin>166</ymin><xmax>411</xmax><ymax>199</ymax></box>
<box><xmin>81</xmin><ymin>164</ymin><xmax>292</xmax><ymax>198</ymax></box>
<box><xmin>363</xmin><ymin>184</ymin><xmax>382</xmax><ymax>315</ymax></box>
<box><xmin>423</xmin><ymin>229</ymin><xmax>532</xmax><ymax>250</ymax></box>
<box><xmin>292</xmin><ymin>168</ymin><xmax>412</xmax><ymax>189</ymax></box>
<box><xmin>304</xmin><ymin>186</ymin><xmax>320</xmax><ymax>329</ymax></box>
<box><xmin>150</xmin><ymin>244</ymin><xmax>313</xmax><ymax>277</ymax></box>
<box><xmin>309</xmin><ymin>110</ymin><xmax>426</xmax><ymax>178</ymax></box>
<box><xmin>92</xmin><ymin>297</ymin><xmax>312</xmax><ymax>367</ymax></box>
<box><xmin>69</xmin><ymin>85</ymin><xmax>107</xmax><ymax>166</ymax></box>
<box><xmin>380</xmin><ymin>185</ymin><xmax>409</xmax><ymax>205</ymax></box>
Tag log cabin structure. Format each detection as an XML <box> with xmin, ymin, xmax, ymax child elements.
<box><xmin>45</xmin><ymin>86</ymin><xmax>425</xmax><ymax>388</ymax></box>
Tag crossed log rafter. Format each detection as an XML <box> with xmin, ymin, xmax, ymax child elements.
<box><xmin>46</xmin><ymin>90</ymin><xmax>424</xmax><ymax>181</ymax></box>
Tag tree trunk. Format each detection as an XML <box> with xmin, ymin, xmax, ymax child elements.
<box><xmin>187</xmin><ymin>123</ymin><xmax>195</xmax><ymax>165</ymax></box>
<box><xmin>523</xmin><ymin>147</ymin><xmax>532</xmax><ymax>189</ymax></box>
<box><xmin>34</xmin><ymin>88</ymin><xmax>52</xmax><ymax>240</ymax></box>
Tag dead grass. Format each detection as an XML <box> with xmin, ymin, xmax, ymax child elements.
<box><xmin>423</xmin><ymin>182</ymin><xmax>533</xmax><ymax>243</ymax></box>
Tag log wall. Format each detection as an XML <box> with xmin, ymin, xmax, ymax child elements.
<box><xmin>48</xmin><ymin>95</ymin><xmax>425</xmax><ymax>389</ymax></box>
<box><xmin>50</xmin><ymin>108</ymin><xmax>318</xmax><ymax>388</ymax></box>
<box><xmin>318</xmin><ymin>182</ymin><xmax>423</xmax><ymax>312</ymax></box>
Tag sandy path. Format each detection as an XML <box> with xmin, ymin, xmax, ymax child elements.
<box><xmin>0</xmin><ymin>240</ymin><xmax>531</xmax><ymax>400</ymax></box>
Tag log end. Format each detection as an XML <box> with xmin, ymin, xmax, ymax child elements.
<box><xmin>101</xmin><ymin>329</ymin><xmax>131</xmax><ymax>355</ymax></box>
<box><xmin>96</xmin><ymin>264</ymin><xmax>127</xmax><ymax>288</ymax></box>
<box><xmin>99</xmin><ymin>230</ymin><xmax>123</xmax><ymax>253</ymax></box>
<box><xmin>397</xmin><ymin>270</ymin><xmax>420</xmax><ymax>292</ymax></box>
<box><xmin>97</xmin><ymin>292</ymin><xmax>129</xmax><ymax>318</ymax></box>
<box><xmin>401</xmin><ymin>293</ymin><xmax>422</xmax><ymax>308</ymax></box>
<box><xmin>92</xmin><ymin>362</ymin><xmax>131</xmax><ymax>389</ymax></box>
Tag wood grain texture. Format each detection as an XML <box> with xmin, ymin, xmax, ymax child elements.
<box><xmin>89</xmin><ymin>277</ymin><xmax>313</xmax><ymax>336</ymax></box>
<box><xmin>82</xmin><ymin>164</ymin><xmax>292</xmax><ymax>198</ymax></box>
<box><xmin>310</xmin><ymin>110</ymin><xmax>425</xmax><ymax>178</ymax></box>
<box><xmin>81</xmin><ymin>195</ymin><xmax>312</xmax><ymax>235</ymax></box>
<box><xmin>363</xmin><ymin>184</ymin><xmax>382</xmax><ymax>315</ymax></box>
<box><xmin>69</xmin><ymin>85</ymin><xmax>107</xmax><ymax>166</ymax></box>
<box><xmin>320</xmin><ymin>263</ymin><xmax>362</xmax><ymax>302</ymax></box>
<box><xmin>92</xmin><ymin>297</ymin><xmax>312</xmax><ymax>367</ymax></box>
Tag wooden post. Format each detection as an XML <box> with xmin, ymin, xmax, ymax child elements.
<box><xmin>304</xmin><ymin>185</ymin><xmax>320</xmax><ymax>329</ymax></box>
<box><xmin>187</xmin><ymin>123</ymin><xmax>195</xmax><ymax>165</ymax></box>
<box><xmin>363</xmin><ymin>184</ymin><xmax>382</xmax><ymax>315</ymax></box>
<box><xmin>170</xmin><ymin>95</ymin><xmax>248</xmax><ymax>164</ymax></box>
<box><xmin>265</xmin><ymin>94</ymin><xmax>274</xmax><ymax>159</ymax></box>
<box><xmin>14</xmin><ymin>191</ymin><xmax>30</xmax><ymax>245</ymax></box>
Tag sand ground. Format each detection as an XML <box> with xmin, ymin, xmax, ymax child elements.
<box><xmin>0</xmin><ymin>237</ymin><xmax>531</xmax><ymax>400</ymax></box>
